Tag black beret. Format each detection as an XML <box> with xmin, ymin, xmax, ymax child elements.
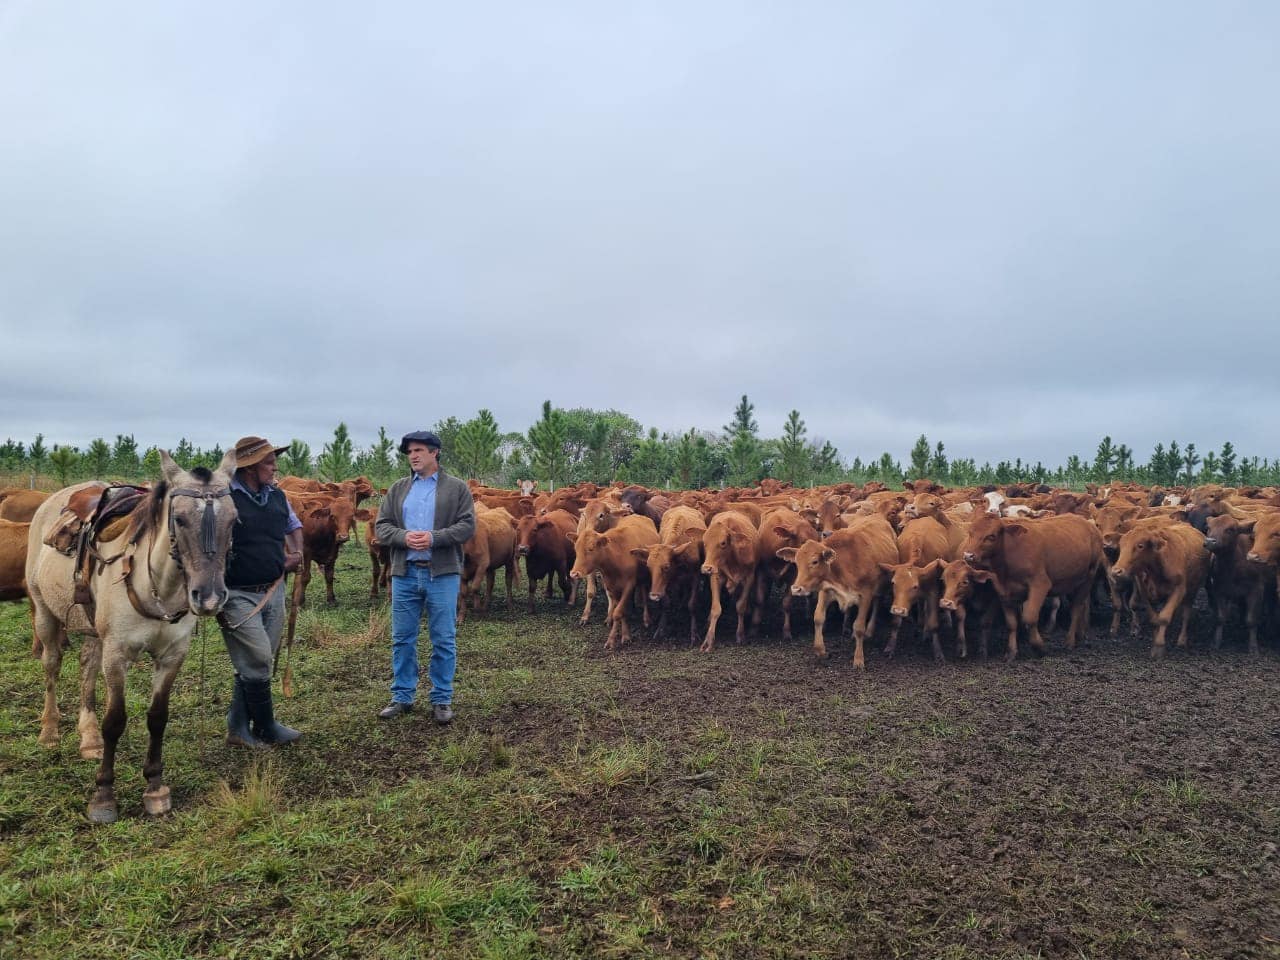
<box><xmin>399</xmin><ymin>430</ymin><xmax>442</xmax><ymax>454</ymax></box>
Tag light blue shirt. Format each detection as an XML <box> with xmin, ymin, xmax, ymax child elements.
<box><xmin>403</xmin><ymin>472</ymin><xmax>438</xmax><ymax>562</ymax></box>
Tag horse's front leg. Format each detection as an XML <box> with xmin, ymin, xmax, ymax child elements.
<box><xmin>88</xmin><ymin>653</ymin><xmax>129</xmax><ymax>824</ymax></box>
<box><xmin>142</xmin><ymin>643</ymin><xmax>186</xmax><ymax>817</ymax></box>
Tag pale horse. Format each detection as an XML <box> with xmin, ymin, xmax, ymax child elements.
<box><xmin>26</xmin><ymin>451</ymin><xmax>238</xmax><ymax>823</ymax></box>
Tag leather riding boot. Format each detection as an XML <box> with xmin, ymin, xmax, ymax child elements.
<box><xmin>241</xmin><ymin>678</ymin><xmax>302</xmax><ymax>745</ymax></box>
<box><xmin>226</xmin><ymin>675</ymin><xmax>265</xmax><ymax>748</ymax></box>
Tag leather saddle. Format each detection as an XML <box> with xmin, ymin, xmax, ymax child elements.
<box><xmin>42</xmin><ymin>484</ymin><xmax>151</xmax><ymax>608</ymax></box>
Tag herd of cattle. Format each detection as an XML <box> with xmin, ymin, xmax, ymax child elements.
<box><xmin>4</xmin><ymin>474</ymin><xmax>1280</xmax><ymax>670</ymax></box>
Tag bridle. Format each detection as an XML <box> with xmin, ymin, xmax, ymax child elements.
<box><xmin>121</xmin><ymin>484</ymin><xmax>233</xmax><ymax>623</ymax></box>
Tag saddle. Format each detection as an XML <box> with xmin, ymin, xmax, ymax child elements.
<box><xmin>42</xmin><ymin>484</ymin><xmax>151</xmax><ymax>608</ymax></box>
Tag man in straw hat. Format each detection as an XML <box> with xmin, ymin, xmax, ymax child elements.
<box><xmin>220</xmin><ymin>435</ymin><xmax>304</xmax><ymax>747</ymax></box>
<box><xmin>374</xmin><ymin>430</ymin><xmax>475</xmax><ymax>723</ymax></box>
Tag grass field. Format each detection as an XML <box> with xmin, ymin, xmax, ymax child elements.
<box><xmin>3</xmin><ymin>533</ymin><xmax>1280</xmax><ymax>959</ymax></box>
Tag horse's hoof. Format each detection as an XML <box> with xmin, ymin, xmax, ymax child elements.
<box><xmin>79</xmin><ymin>745</ymin><xmax>104</xmax><ymax>761</ymax></box>
<box><xmin>87</xmin><ymin>801</ymin><xmax>118</xmax><ymax>824</ymax></box>
<box><xmin>143</xmin><ymin>786</ymin><xmax>171</xmax><ymax>817</ymax></box>
<box><xmin>38</xmin><ymin>731</ymin><xmax>60</xmax><ymax>749</ymax></box>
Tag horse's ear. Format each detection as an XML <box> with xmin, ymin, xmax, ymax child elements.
<box><xmin>159</xmin><ymin>450</ymin><xmax>183</xmax><ymax>484</ymax></box>
<box><xmin>217</xmin><ymin>447</ymin><xmax>238</xmax><ymax>480</ymax></box>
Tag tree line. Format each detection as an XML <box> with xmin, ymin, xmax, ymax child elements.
<box><xmin>3</xmin><ymin>398</ymin><xmax>1278</xmax><ymax>490</ymax></box>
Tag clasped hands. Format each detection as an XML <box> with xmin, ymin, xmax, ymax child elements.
<box><xmin>405</xmin><ymin>530</ymin><xmax>433</xmax><ymax>550</ymax></box>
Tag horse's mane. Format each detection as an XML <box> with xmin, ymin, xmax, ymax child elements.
<box><xmin>128</xmin><ymin>477</ymin><xmax>169</xmax><ymax>545</ymax></box>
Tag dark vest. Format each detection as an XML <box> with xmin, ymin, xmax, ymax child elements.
<box><xmin>226</xmin><ymin>486</ymin><xmax>290</xmax><ymax>587</ymax></box>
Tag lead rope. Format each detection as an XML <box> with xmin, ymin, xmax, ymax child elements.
<box><xmin>196</xmin><ymin>618</ymin><xmax>207</xmax><ymax>763</ymax></box>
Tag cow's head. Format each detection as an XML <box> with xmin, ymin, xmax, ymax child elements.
<box><xmin>777</xmin><ymin>541</ymin><xmax>836</xmax><ymax>597</ymax></box>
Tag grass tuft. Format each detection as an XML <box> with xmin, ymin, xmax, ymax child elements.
<box><xmin>210</xmin><ymin>757</ymin><xmax>285</xmax><ymax>832</ymax></box>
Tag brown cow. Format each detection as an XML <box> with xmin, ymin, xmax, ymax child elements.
<box><xmin>459</xmin><ymin>508</ymin><xmax>519</xmax><ymax>621</ymax></box>
<box><xmin>571</xmin><ymin>497</ymin><xmax>633</xmax><ymax>626</ymax></box>
<box><xmin>569</xmin><ymin>515</ymin><xmax>659</xmax><ymax>650</ymax></box>
<box><xmin>364</xmin><ymin>510</ymin><xmax>389</xmax><ymax>598</ymax></box>
<box><xmin>778</xmin><ymin>514</ymin><xmax>898</xmax><ymax>669</ymax></box>
<box><xmin>1202</xmin><ymin>513</ymin><xmax>1268</xmax><ymax>654</ymax></box>
<box><xmin>1110</xmin><ymin>519</ymin><xmax>1209</xmax><ymax>659</ymax></box>
<box><xmin>757</xmin><ymin>507</ymin><xmax>820</xmax><ymax>642</ymax></box>
<box><xmin>938</xmin><ymin>559</ymin><xmax>1000</xmax><ymax>659</ymax></box>
<box><xmin>961</xmin><ymin>513</ymin><xmax>1103</xmax><ymax>661</ymax></box>
<box><xmin>1</xmin><ymin>518</ymin><xmax>30</xmax><ymax>602</ymax></box>
<box><xmin>881</xmin><ymin>516</ymin><xmax>952</xmax><ymax>662</ymax></box>
<box><xmin>514</xmin><ymin>509</ymin><xmax>577</xmax><ymax>612</ymax></box>
<box><xmin>0</xmin><ymin>488</ymin><xmax>50</xmax><ymax>522</ymax></box>
<box><xmin>699</xmin><ymin>510</ymin><xmax>761</xmax><ymax>652</ymax></box>
<box><xmin>633</xmin><ymin>505</ymin><xmax>706</xmax><ymax>643</ymax></box>
<box><xmin>1244</xmin><ymin>510</ymin><xmax>1280</xmax><ymax>610</ymax></box>
<box><xmin>291</xmin><ymin>495</ymin><xmax>371</xmax><ymax>607</ymax></box>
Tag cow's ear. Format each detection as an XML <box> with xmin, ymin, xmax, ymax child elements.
<box><xmin>772</xmin><ymin>524</ymin><xmax>793</xmax><ymax>540</ymax></box>
<box><xmin>675</xmin><ymin>540</ymin><xmax>701</xmax><ymax>562</ymax></box>
<box><xmin>969</xmin><ymin>568</ymin><xmax>994</xmax><ymax>583</ymax></box>
<box><xmin>878</xmin><ymin>562</ymin><xmax>897</xmax><ymax>574</ymax></box>
<box><xmin>919</xmin><ymin>559</ymin><xmax>942</xmax><ymax>577</ymax></box>
<box><xmin>1239</xmin><ymin>519</ymin><xmax>1257</xmax><ymax>534</ymax></box>
<box><xmin>314</xmin><ymin>507</ymin><xmax>332</xmax><ymax>519</ymax></box>
<box><xmin>903</xmin><ymin>480</ymin><xmax>916</xmax><ymax>492</ymax></box>
<box><xmin>630</xmin><ymin>547</ymin><xmax>651</xmax><ymax>560</ymax></box>
<box><xmin>819</xmin><ymin>547</ymin><xmax>836</xmax><ymax>563</ymax></box>
<box><xmin>1169</xmin><ymin>509</ymin><xmax>1188</xmax><ymax>523</ymax></box>
<box><xmin>565</xmin><ymin>532</ymin><xmax>577</xmax><ymax>545</ymax></box>
<box><xmin>355</xmin><ymin>508</ymin><xmax>373</xmax><ymax>522</ymax></box>
<box><xmin>1006</xmin><ymin>524</ymin><xmax>1026</xmax><ymax>537</ymax></box>
<box><xmin>775</xmin><ymin>547</ymin><xmax>798</xmax><ymax>563</ymax></box>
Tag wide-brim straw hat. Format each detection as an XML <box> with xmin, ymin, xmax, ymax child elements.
<box><xmin>234</xmin><ymin>436</ymin><xmax>289</xmax><ymax>468</ymax></box>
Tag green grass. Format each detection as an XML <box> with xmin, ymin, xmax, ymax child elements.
<box><xmin>3</xmin><ymin>534</ymin><xmax>1280</xmax><ymax>959</ymax></box>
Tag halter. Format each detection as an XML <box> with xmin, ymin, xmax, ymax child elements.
<box><xmin>122</xmin><ymin>484</ymin><xmax>232</xmax><ymax>623</ymax></box>
<box><xmin>166</xmin><ymin>486</ymin><xmax>231</xmax><ymax>566</ymax></box>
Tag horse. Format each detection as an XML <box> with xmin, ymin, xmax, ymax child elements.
<box><xmin>26</xmin><ymin>450</ymin><xmax>239</xmax><ymax>823</ymax></box>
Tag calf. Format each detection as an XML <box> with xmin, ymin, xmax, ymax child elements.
<box><xmin>634</xmin><ymin>505</ymin><xmax>706</xmax><ymax>644</ymax></box>
<box><xmin>699</xmin><ymin>510</ymin><xmax>761</xmax><ymax>652</ymax></box>
<box><xmin>777</xmin><ymin>514</ymin><xmax>898</xmax><ymax>669</ymax></box>
<box><xmin>459</xmin><ymin>508</ymin><xmax>519</xmax><ymax>621</ymax></box>
<box><xmin>961</xmin><ymin>513</ymin><xmax>1103</xmax><ymax>661</ymax></box>
<box><xmin>569</xmin><ymin>515</ymin><xmax>659</xmax><ymax>650</ymax></box>
<box><xmin>881</xmin><ymin>516</ymin><xmax>952</xmax><ymax>662</ymax></box>
<box><xmin>757</xmin><ymin>507</ymin><xmax>820</xmax><ymax>641</ymax></box>
<box><xmin>1112</xmin><ymin>519</ymin><xmax>1210</xmax><ymax>659</ymax></box>
<box><xmin>291</xmin><ymin>495</ymin><xmax>370</xmax><ymax>607</ymax></box>
<box><xmin>365</xmin><ymin>510</ymin><xmax>389</xmax><ymax>598</ymax></box>
<box><xmin>514</xmin><ymin>509</ymin><xmax>577</xmax><ymax>612</ymax></box>
<box><xmin>572</xmin><ymin>497</ymin><xmax>634</xmax><ymax>626</ymax></box>
<box><xmin>0</xmin><ymin>489</ymin><xmax>50</xmax><ymax>522</ymax></box>
<box><xmin>938</xmin><ymin>560</ymin><xmax>1000</xmax><ymax>659</ymax></box>
<box><xmin>1203</xmin><ymin>514</ymin><xmax>1268</xmax><ymax>653</ymax></box>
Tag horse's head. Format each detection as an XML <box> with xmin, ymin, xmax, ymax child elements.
<box><xmin>160</xmin><ymin>449</ymin><xmax>239</xmax><ymax>615</ymax></box>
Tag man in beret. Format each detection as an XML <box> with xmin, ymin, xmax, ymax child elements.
<box><xmin>221</xmin><ymin>435</ymin><xmax>304</xmax><ymax>747</ymax></box>
<box><xmin>374</xmin><ymin>431</ymin><xmax>476</xmax><ymax>722</ymax></box>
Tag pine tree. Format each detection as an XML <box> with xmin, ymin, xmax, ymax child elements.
<box><xmin>777</xmin><ymin>410</ymin><xmax>809</xmax><ymax>485</ymax></box>
<box><xmin>528</xmin><ymin>400</ymin><xmax>568</xmax><ymax>490</ymax></box>
<box><xmin>279</xmin><ymin>440</ymin><xmax>312</xmax><ymax>477</ymax></box>
<box><xmin>86</xmin><ymin>438</ymin><xmax>112</xmax><ymax>477</ymax></box>
<box><xmin>29</xmin><ymin>433</ymin><xmax>48</xmax><ymax>473</ymax></box>
<box><xmin>1093</xmin><ymin>436</ymin><xmax>1116</xmax><ymax>481</ymax></box>
<box><xmin>1200</xmin><ymin>451</ymin><xmax>1219</xmax><ymax>483</ymax></box>
<box><xmin>174</xmin><ymin>437</ymin><xmax>196</xmax><ymax>468</ymax></box>
<box><xmin>1218</xmin><ymin>441</ymin><xmax>1237</xmax><ymax>484</ymax></box>
<box><xmin>909</xmin><ymin>434</ymin><xmax>931</xmax><ymax>479</ymax></box>
<box><xmin>723</xmin><ymin>395</ymin><xmax>758</xmax><ymax>438</ymax></box>
<box><xmin>1181</xmin><ymin>443</ymin><xmax>1199</xmax><ymax>485</ymax></box>
<box><xmin>585</xmin><ymin>419</ymin><xmax>612</xmax><ymax>482</ymax></box>
<box><xmin>317</xmin><ymin>423</ymin><xmax>355</xmax><ymax>480</ymax></box>
<box><xmin>366</xmin><ymin>427</ymin><xmax>395</xmax><ymax>479</ymax></box>
<box><xmin>454</xmin><ymin>409</ymin><xmax>502</xmax><ymax>480</ymax></box>
<box><xmin>928</xmin><ymin>441</ymin><xmax>949</xmax><ymax>482</ymax></box>
<box><xmin>111</xmin><ymin>434</ymin><xmax>139</xmax><ymax>476</ymax></box>
<box><xmin>48</xmin><ymin>446</ymin><xmax>78</xmax><ymax>487</ymax></box>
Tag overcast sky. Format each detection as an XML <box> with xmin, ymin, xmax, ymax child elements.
<box><xmin>1</xmin><ymin>1</ymin><xmax>1277</xmax><ymax>469</ymax></box>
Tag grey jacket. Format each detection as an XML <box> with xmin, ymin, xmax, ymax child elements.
<box><xmin>375</xmin><ymin>470</ymin><xmax>476</xmax><ymax>578</ymax></box>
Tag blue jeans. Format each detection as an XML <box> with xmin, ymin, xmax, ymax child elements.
<box><xmin>390</xmin><ymin>568</ymin><xmax>461</xmax><ymax>706</ymax></box>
